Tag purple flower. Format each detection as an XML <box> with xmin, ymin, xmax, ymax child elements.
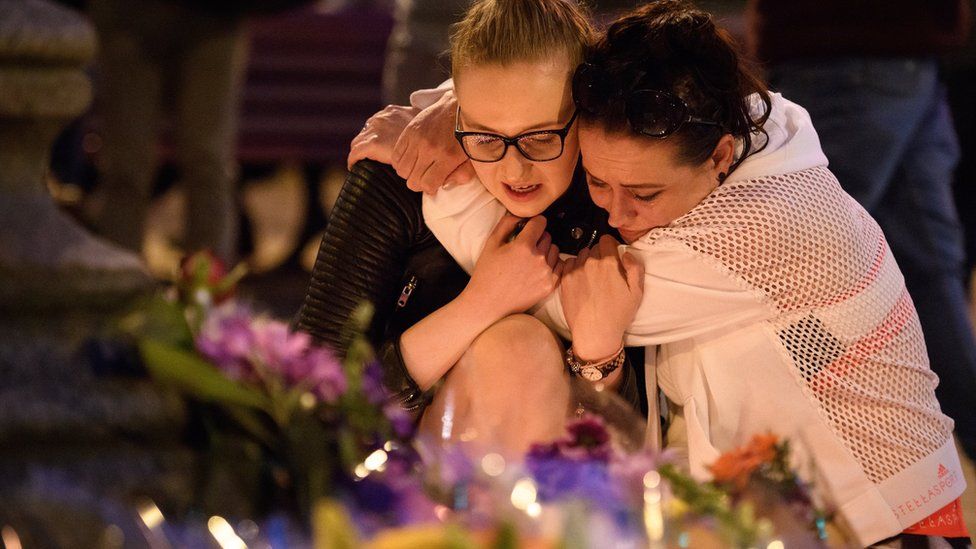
<box><xmin>383</xmin><ymin>402</ymin><xmax>415</xmax><ymax>439</ymax></box>
<box><xmin>195</xmin><ymin>302</ymin><xmax>257</xmax><ymax>380</ymax></box>
<box><xmin>526</xmin><ymin>454</ymin><xmax>617</xmax><ymax>504</ymax></box>
<box><xmin>362</xmin><ymin>360</ymin><xmax>388</xmax><ymax>405</ymax></box>
<box><xmin>527</xmin><ymin>414</ymin><xmax>614</xmax><ymax>463</ymax></box>
<box><xmin>523</xmin><ymin>414</ymin><xmax>624</xmax><ymax>504</ymax></box>
<box><xmin>296</xmin><ymin>346</ymin><xmax>347</xmax><ymax>403</ymax></box>
<box><xmin>251</xmin><ymin>320</ymin><xmax>312</xmax><ymax>373</ymax></box>
<box><xmin>195</xmin><ymin>304</ymin><xmax>347</xmax><ymax>403</ymax></box>
<box><xmin>347</xmin><ymin>452</ymin><xmax>436</xmax><ymax>534</ymax></box>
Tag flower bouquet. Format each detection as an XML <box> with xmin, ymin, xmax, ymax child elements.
<box><xmin>120</xmin><ymin>251</ymin><xmax>413</xmax><ymax>522</ymax></box>
<box><xmin>116</xmin><ymin>251</ymin><xmax>851</xmax><ymax>548</ymax></box>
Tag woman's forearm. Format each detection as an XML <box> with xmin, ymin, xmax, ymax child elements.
<box><xmin>398</xmin><ymin>288</ymin><xmax>504</xmax><ymax>390</ymax></box>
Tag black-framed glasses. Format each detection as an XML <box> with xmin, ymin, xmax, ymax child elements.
<box><xmin>572</xmin><ymin>62</ymin><xmax>723</xmax><ymax>138</ymax></box>
<box><xmin>454</xmin><ymin>106</ymin><xmax>579</xmax><ymax>163</ymax></box>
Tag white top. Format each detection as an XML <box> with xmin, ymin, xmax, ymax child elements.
<box><xmin>417</xmin><ymin>90</ymin><xmax>965</xmax><ymax>545</ymax></box>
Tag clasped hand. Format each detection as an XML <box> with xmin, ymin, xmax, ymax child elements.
<box><xmin>467</xmin><ymin>218</ymin><xmax>644</xmax><ymax>359</ymax></box>
<box><xmin>556</xmin><ymin>235</ymin><xmax>644</xmax><ymax>361</ymax></box>
<box><xmin>464</xmin><ymin>214</ymin><xmax>561</xmax><ymax>319</ymax></box>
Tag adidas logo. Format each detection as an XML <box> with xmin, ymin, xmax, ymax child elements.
<box><xmin>937</xmin><ymin>464</ymin><xmax>949</xmax><ymax>478</ymax></box>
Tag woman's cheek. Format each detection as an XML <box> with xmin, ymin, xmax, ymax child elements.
<box><xmin>471</xmin><ymin>163</ymin><xmax>498</xmax><ymax>192</ymax></box>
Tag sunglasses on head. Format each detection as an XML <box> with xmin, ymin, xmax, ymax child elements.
<box><xmin>572</xmin><ymin>63</ymin><xmax>724</xmax><ymax>138</ymax></box>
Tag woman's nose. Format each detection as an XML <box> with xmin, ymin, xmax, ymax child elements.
<box><xmin>500</xmin><ymin>146</ymin><xmax>531</xmax><ymax>180</ymax></box>
<box><xmin>606</xmin><ymin>191</ymin><xmax>632</xmax><ymax>228</ymax></box>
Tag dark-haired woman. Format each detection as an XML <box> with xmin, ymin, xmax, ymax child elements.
<box><xmin>418</xmin><ymin>2</ymin><xmax>969</xmax><ymax>545</ymax></box>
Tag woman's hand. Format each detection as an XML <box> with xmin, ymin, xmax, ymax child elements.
<box><xmin>392</xmin><ymin>90</ymin><xmax>476</xmax><ymax>194</ymax></box>
<box><xmin>558</xmin><ymin>235</ymin><xmax>644</xmax><ymax>360</ymax></box>
<box><xmin>400</xmin><ymin>214</ymin><xmax>558</xmax><ymax>389</ymax></box>
<box><xmin>462</xmin><ymin>214</ymin><xmax>561</xmax><ymax>319</ymax></box>
<box><xmin>348</xmin><ymin>105</ymin><xmax>420</xmax><ymax>169</ymax></box>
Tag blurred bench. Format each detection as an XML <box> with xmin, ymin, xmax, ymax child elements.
<box><xmin>238</xmin><ymin>5</ymin><xmax>394</xmax><ymax>165</ymax></box>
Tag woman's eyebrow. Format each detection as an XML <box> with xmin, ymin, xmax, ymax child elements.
<box><xmin>583</xmin><ymin>168</ymin><xmax>665</xmax><ymax>189</ymax></box>
<box><xmin>621</xmin><ymin>181</ymin><xmax>666</xmax><ymax>190</ymax></box>
<box><xmin>461</xmin><ymin>114</ymin><xmax>566</xmax><ymax>134</ymax></box>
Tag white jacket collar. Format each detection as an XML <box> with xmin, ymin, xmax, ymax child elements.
<box><xmin>726</xmin><ymin>93</ymin><xmax>829</xmax><ymax>184</ymax></box>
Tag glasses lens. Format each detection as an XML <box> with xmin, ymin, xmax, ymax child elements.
<box><xmin>627</xmin><ymin>90</ymin><xmax>687</xmax><ymax>137</ymax></box>
<box><xmin>460</xmin><ymin>134</ymin><xmax>506</xmax><ymax>161</ymax></box>
<box><xmin>517</xmin><ymin>133</ymin><xmax>563</xmax><ymax>161</ymax></box>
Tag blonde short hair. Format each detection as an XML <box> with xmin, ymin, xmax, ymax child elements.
<box><xmin>450</xmin><ymin>0</ymin><xmax>594</xmax><ymax>77</ymax></box>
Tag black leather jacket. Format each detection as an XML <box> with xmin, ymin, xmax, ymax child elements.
<box><xmin>296</xmin><ymin>160</ymin><xmax>646</xmax><ymax>414</ymax></box>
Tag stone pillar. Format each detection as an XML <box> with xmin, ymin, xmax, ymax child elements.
<box><xmin>0</xmin><ymin>0</ymin><xmax>150</xmax><ymax>310</ymax></box>
<box><xmin>0</xmin><ymin>2</ymin><xmax>195</xmax><ymax>545</ymax></box>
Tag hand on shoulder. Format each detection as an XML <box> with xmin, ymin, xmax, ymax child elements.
<box><xmin>348</xmin><ymin>104</ymin><xmax>420</xmax><ymax>169</ymax></box>
<box><xmin>392</xmin><ymin>90</ymin><xmax>475</xmax><ymax>194</ymax></box>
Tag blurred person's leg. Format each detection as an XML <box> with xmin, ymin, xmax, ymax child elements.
<box><xmin>946</xmin><ymin>67</ymin><xmax>976</xmax><ymax>287</ymax></box>
<box><xmin>88</xmin><ymin>0</ymin><xmax>164</xmax><ymax>252</ymax></box>
<box><xmin>772</xmin><ymin>59</ymin><xmax>976</xmax><ymax>459</ymax></box>
<box><xmin>173</xmin><ymin>13</ymin><xmax>247</xmax><ymax>263</ymax></box>
<box><xmin>770</xmin><ymin>59</ymin><xmax>920</xmax><ymax>210</ymax></box>
<box><xmin>382</xmin><ymin>0</ymin><xmax>468</xmax><ymax>104</ymax></box>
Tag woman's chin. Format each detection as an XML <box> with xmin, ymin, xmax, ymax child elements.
<box><xmin>501</xmin><ymin>201</ymin><xmax>548</xmax><ymax>219</ymax></box>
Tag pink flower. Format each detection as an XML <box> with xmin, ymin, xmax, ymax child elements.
<box><xmin>251</xmin><ymin>320</ymin><xmax>312</xmax><ymax>372</ymax></box>
<box><xmin>195</xmin><ymin>305</ymin><xmax>346</xmax><ymax>403</ymax></box>
<box><xmin>249</xmin><ymin>320</ymin><xmax>346</xmax><ymax>403</ymax></box>
<box><xmin>195</xmin><ymin>302</ymin><xmax>257</xmax><ymax>380</ymax></box>
<box><xmin>294</xmin><ymin>346</ymin><xmax>347</xmax><ymax>404</ymax></box>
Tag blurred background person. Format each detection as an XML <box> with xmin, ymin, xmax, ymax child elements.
<box><xmin>86</xmin><ymin>0</ymin><xmax>253</xmax><ymax>263</ymax></box>
<box><xmin>748</xmin><ymin>0</ymin><xmax>976</xmax><ymax>461</ymax></box>
<box><xmin>945</xmin><ymin>0</ymin><xmax>976</xmax><ymax>298</ymax></box>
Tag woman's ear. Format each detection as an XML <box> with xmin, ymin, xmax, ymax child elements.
<box><xmin>710</xmin><ymin>134</ymin><xmax>736</xmax><ymax>178</ymax></box>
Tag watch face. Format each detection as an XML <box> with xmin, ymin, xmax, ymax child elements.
<box><xmin>581</xmin><ymin>366</ymin><xmax>604</xmax><ymax>381</ymax></box>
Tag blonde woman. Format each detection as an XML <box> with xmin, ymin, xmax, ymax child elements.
<box><xmin>298</xmin><ymin>0</ymin><xmax>644</xmax><ymax>455</ymax></box>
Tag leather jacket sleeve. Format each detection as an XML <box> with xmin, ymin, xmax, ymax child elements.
<box><xmin>296</xmin><ymin>160</ymin><xmax>430</xmax><ymax>408</ymax></box>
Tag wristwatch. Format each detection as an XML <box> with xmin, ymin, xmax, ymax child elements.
<box><xmin>565</xmin><ymin>345</ymin><xmax>625</xmax><ymax>381</ymax></box>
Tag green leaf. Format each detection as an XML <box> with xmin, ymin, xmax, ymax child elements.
<box><xmin>119</xmin><ymin>294</ymin><xmax>193</xmax><ymax>347</ymax></box>
<box><xmin>491</xmin><ymin>522</ymin><xmax>519</xmax><ymax>549</ymax></box>
<box><xmin>140</xmin><ymin>338</ymin><xmax>269</xmax><ymax>410</ymax></box>
<box><xmin>221</xmin><ymin>404</ymin><xmax>278</xmax><ymax>448</ymax></box>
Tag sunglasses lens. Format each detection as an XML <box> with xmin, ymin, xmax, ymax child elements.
<box><xmin>627</xmin><ymin>90</ymin><xmax>687</xmax><ymax>137</ymax></box>
<box><xmin>572</xmin><ymin>64</ymin><xmax>606</xmax><ymax>113</ymax></box>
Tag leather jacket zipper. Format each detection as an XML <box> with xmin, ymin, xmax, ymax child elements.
<box><xmin>396</xmin><ymin>275</ymin><xmax>418</xmax><ymax>308</ymax></box>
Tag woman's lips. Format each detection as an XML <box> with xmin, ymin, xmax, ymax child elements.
<box><xmin>503</xmin><ymin>183</ymin><xmax>542</xmax><ymax>202</ymax></box>
<box><xmin>617</xmin><ymin>228</ymin><xmax>645</xmax><ymax>243</ymax></box>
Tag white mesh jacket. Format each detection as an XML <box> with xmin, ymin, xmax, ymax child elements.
<box><xmin>420</xmin><ymin>92</ymin><xmax>965</xmax><ymax>545</ymax></box>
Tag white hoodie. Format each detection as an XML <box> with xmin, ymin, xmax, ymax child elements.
<box><xmin>420</xmin><ymin>91</ymin><xmax>964</xmax><ymax>546</ymax></box>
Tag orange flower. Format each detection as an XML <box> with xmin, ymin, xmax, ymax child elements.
<box><xmin>709</xmin><ymin>433</ymin><xmax>779</xmax><ymax>490</ymax></box>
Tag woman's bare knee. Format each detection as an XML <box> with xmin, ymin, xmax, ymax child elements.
<box><xmin>465</xmin><ymin>314</ymin><xmax>564</xmax><ymax>379</ymax></box>
<box><xmin>418</xmin><ymin>314</ymin><xmax>571</xmax><ymax>454</ymax></box>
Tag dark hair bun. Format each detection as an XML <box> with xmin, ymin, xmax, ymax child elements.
<box><xmin>581</xmin><ymin>0</ymin><xmax>771</xmax><ymax>171</ymax></box>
